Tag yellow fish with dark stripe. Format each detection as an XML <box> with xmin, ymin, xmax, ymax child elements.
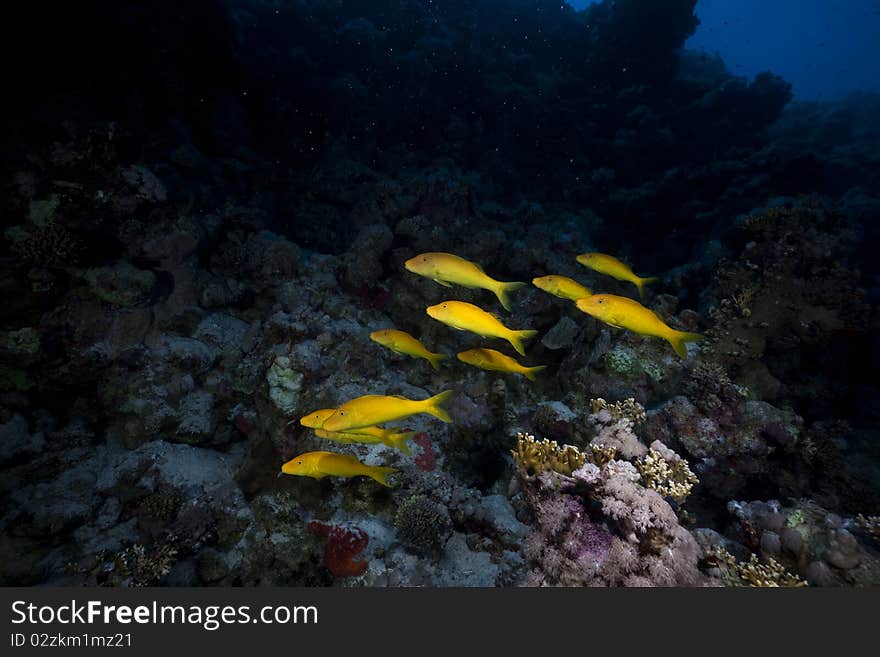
<box><xmin>300</xmin><ymin>409</ymin><xmax>415</xmax><ymax>455</ymax></box>
<box><xmin>575</xmin><ymin>294</ymin><xmax>702</xmax><ymax>358</ymax></box>
<box><xmin>322</xmin><ymin>391</ymin><xmax>454</xmax><ymax>432</ymax></box>
<box><xmin>575</xmin><ymin>252</ymin><xmax>657</xmax><ymax>298</ymax></box>
<box><xmin>404</xmin><ymin>252</ymin><xmax>525</xmax><ymax>311</ymax></box>
<box><xmin>370</xmin><ymin>329</ymin><xmax>447</xmax><ymax>370</ymax></box>
<box><xmin>426</xmin><ymin>301</ymin><xmax>537</xmax><ymax>356</ymax></box>
<box><xmin>457</xmin><ymin>348</ymin><xmax>547</xmax><ymax>382</ymax></box>
<box><xmin>532</xmin><ymin>275</ymin><xmax>592</xmax><ymax>301</ymax></box>
<box><xmin>281</xmin><ymin>451</ymin><xmax>397</xmax><ymax>487</ymax></box>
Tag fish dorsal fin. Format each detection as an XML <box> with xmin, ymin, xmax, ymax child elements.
<box><xmin>391</xmin><ymin>395</ymin><xmax>409</xmax><ymax>400</ymax></box>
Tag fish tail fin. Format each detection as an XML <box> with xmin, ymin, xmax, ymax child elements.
<box><xmin>523</xmin><ymin>365</ymin><xmax>548</xmax><ymax>382</ymax></box>
<box><xmin>494</xmin><ymin>281</ymin><xmax>527</xmax><ymax>311</ymax></box>
<box><xmin>509</xmin><ymin>329</ymin><xmax>538</xmax><ymax>356</ymax></box>
<box><xmin>370</xmin><ymin>466</ymin><xmax>398</xmax><ymax>487</ymax></box>
<box><xmin>426</xmin><ymin>352</ymin><xmax>448</xmax><ymax>371</ymax></box>
<box><xmin>423</xmin><ymin>390</ymin><xmax>455</xmax><ymax>423</ymax></box>
<box><xmin>389</xmin><ymin>431</ymin><xmax>415</xmax><ymax>456</ymax></box>
<box><xmin>668</xmin><ymin>330</ymin><xmax>704</xmax><ymax>358</ymax></box>
<box><xmin>636</xmin><ymin>276</ymin><xmax>658</xmax><ymax>299</ymax></box>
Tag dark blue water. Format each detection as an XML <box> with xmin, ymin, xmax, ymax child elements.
<box><xmin>571</xmin><ymin>0</ymin><xmax>880</xmax><ymax>99</ymax></box>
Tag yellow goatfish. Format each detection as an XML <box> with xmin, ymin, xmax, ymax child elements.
<box><xmin>300</xmin><ymin>409</ymin><xmax>415</xmax><ymax>455</ymax></box>
<box><xmin>322</xmin><ymin>391</ymin><xmax>454</xmax><ymax>432</ymax></box>
<box><xmin>281</xmin><ymin>451</ymin><xmax>397</xmax><ymax>487</ymax></box>
<box><xmin>575</xmin><ymin>294</ymin><xmax>703</xmax><ymax>358</ymax></box>
<box><xmin>532</xmin><ymin>275</ymin><xmax>593</xmax><ymax>301</ymax></box>
<box><xmin>370</xmin><ymin>329</ymin><xmax>447</xmax><ymax>370</ymax></box>
<box><xmin>426</xmin><ymin>300</ymin><xmax>538</xmax><ymax>356</ymax></box>
<box><xmin>575</xmin><ymin>252</ymin><xmax>657</xmax><ymax>298</ymax></box>
<box><xmin>404</xmin><ymin>252</ymin><xmax>525</xmax><ymax>311</ymax></box>
<box><xmin>457</xmin><ymin>348</ymin><xmax>547</xmax><ymax>382</ymax></box>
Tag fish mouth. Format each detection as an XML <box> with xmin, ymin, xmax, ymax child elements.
<box><xmin>403</xmin><ymin>259</ymin><xmax>417</xmax><ymax>273</ymax></box>
<box><xmin>322</xmin><ymin>417</ymin><xmax>344</xmax><ymax>431</ymax></box>
<box><xmin>425</xmin><ymin>306</ymin><xmax>440</xmax><ymax>320</ymax></box>
<box><xmin>575</xmin><ymin>300</ymin><xmax>597</xmax><ymax>315</ymax></box>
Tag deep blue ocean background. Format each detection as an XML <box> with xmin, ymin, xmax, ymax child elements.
<box><xmin>573</xmin><ymin>0</ymin><xmax>880</xmax><ymax>99</ymax></box>
<box><xmin>1</xmin><ymin>1</ymin><xmax>878</xmax><ymax>587</ymax></box>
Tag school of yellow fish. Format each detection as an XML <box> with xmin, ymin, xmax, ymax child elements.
<box><xmin>281</xmin><ymin>249</ymin><xmax>703</xmax><ymax>486</ymax></box>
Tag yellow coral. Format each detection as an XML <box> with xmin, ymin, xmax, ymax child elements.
<box><xmin>512</xmin><ymin>432</ymin><xmax>618</xmax><ymax>477</ymax></box>
<box><xmin>588</xmin><ymin>443</ymin><xmax>617</xmax><ymax>469</ymax></box>
<box><xmin>707</xmin><ymin>547</ymin><xmax>806</xmax><ymax>587</ymax></box>
<box><xmin>636</xmin><ymin>449</ymin><xmax>699</xmax><ymax>503</ymax></box>
<box><xmin>590</xmin><ymin>397</ymin><xmax>646</xmax><ymax>425</ymax></box>
<box><xmin>511</xmin><ymin>432</ymin><xmax>585</xmax><ymax>477</ymax></box>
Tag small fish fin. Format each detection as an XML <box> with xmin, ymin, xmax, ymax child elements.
<box><xmin>635</xmin><ymin>276</ymin><xmax>658</xmax><ymax>299</ymax></box>
<box><xmin>378</xmin><ymin>435</ymin><xmax>396</xmax><ymax>449</ymax></box>
<box><xmin>667</xmin><ymin>330</ymin><xmax>703</xmax><ymax>358</ymax></box>
<box><xmin>423</xmin><ymin>390</ymin><xmax>455</xmax><ymax>423</ymax></box>
<box><xmin>389</xmin><ymin>431</ymin><xmax>416</xmax><ymax>456</ymax></box>
<box><xmin>523</xmin><ymin>365</ymin><xmax>548</xmax><ymax>382</ymax></box>
<box><xmin>494</xmin><ymin>281</ymin><xmax>527</xmax><ymax>311</ymax></box>
<box><xmin>432</xmin><ymin>278</ymin><xmax>453</xmax><ymax>288</ymax></box>
<box><xmin>370</xmin><ymin>466</ymin><xmax>398</xmax><ymax>487</ymax></box>
<box><xmin>426</xmin><ymin>352</ymin><xmax>448</xmax><ymax>371</ymax></box>
<box><xmin>509</xmin><ymin>329</ymin><xmax>538</xmax><ymax>356</ymax></box>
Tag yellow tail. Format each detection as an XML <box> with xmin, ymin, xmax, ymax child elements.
<box><xmin>423</xmin><ymin>390</ymin><xmax>455</xmax><ymax>423</ymax></box>
<box><xmin>369</xmin><ymin>466</ymin><xmax>398</xmax><ymax>487</ymax></box>
<box><xmin>388</xmin><ymin>431</ymin><xmax>415</xmax><ymax>456</ymax></box>
<box><xmin>523</xmin><ymin>365</ymin><xmax>547</xmax><ymax>382</ymax></box>
<box><xmin>494</xmin><ymin>281</ymin><xmax>527</xmax><ymax>312</ymax></box>
<box><xmin>635</xmin><ymin>276</ymin><xmax>658</xmax><ymax>299</ymax></box>
<box><xmin>508</xmin><ymin>329</ymin><xmax>538</xmax><ymax>356</ymax></box>
<box><xmin>426</xmin><ymin>352</ymin><xmax>448</xmax><ymax>371</ymax></box>
<box><xmin>667</xmin><ymin>330</ymin><xmax>703</xmax><ymax>358</ymax></box>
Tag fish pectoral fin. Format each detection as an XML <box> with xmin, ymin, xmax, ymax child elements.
<box><xmin>432</xmin><ymin>278</ymin><xmax>453</xmax><ymax>288</ymax></box>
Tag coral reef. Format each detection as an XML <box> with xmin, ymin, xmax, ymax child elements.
<box><xmin>0</xmin><ymin>0</ymin><xmax>877</xmax><ymax>589</ymax></box>
<box><xmin>705</xmin><ymin>547</ymin><xmax>806</xmax><ymax>588</ymax></box>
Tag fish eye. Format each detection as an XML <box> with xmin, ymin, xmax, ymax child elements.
<box><xmin>441</xmin><ymin>304</ymin><xmax>447</xmax><ymax>309</ymax></box>
<box><xmin>339</xmin><ymin>411</ymin><xmax>345</xmax><ymax>416</ymax></box>
<box><xmin>598</xmin><ymin>298</ymin><xmax>605</xmax><ymax>304</ymax></box>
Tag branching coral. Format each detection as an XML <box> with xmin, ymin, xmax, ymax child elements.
<box><xmin>586</xmin><ymin>398</ymin><xmax>648</xmax><ymax>460</ymax></box>
<box><xmin>590</xmin><ymin>397</ymin><xmax>647</xmax><ymax>425</ymax></box>
<box><xmin>512</xmin><ymin>432</ymin><xmax>617</xmax><ymax>478</ymax></box>
<box><xmin>514</xmin><ymin>421</ymin><xmax>707</xmax><ymax>586</ymax></box>
<box><xmin>636</xmin><ymin>442</ymin><xmax>699</xmax><ymax>503</ymax></box>
<box><xmin>706</xmin><ymin>547</ymin><xmax>807</xmax><ymax>587</ymax></box>
<box><xmin>512</xmin><ymin>432</ymin><xmax>586</xmax><ymax>478</ymax></box>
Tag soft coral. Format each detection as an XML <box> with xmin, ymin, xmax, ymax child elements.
<box><xmin>307</xmin><ymin>521</ymin><xmax>369</xmax><ymax>578</ymax></box>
